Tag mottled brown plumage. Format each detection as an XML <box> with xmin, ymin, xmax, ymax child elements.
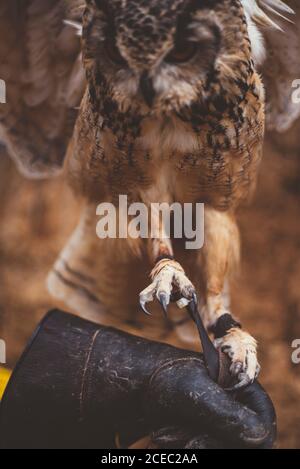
<box><xmin>68</xmin><ymin>0</ymin><xmax>264</xmax><ymax>210</ymax></box>
<box><xmin>0</xmin><ymin>0</ymin><xmax>298</xmax><ymax>388</ymax></box>
<box><xmin>64</xmin><ymin>0</ymin><xmax>266</xmax><ymax>387</ymax></box>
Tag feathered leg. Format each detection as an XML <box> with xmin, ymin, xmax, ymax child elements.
<box><xmin>200</xmin><ymin>207</ymin><xmax>260</xmax><ymax>389</ymax></box>
<box><xmin>139</xmin><ymin>204</ymin><xmax>197</xmax><ymax>316</ymax></box>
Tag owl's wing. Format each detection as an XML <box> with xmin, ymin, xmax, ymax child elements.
<box><xmin>0</xmin><ymin>0</ymin><xmax>86</xmax><ymax>179</ymax></box>
<box><xmin>242</xmin><ymin>0</ymin><xmax>300</xmax><ymax>132</ymax></box>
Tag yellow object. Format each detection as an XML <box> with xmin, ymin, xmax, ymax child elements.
<box><xmin>0</xmin><ymin>367</ymin><xmax>11</xmax><ymax>400</ymax></box>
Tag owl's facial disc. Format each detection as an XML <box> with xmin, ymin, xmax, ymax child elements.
<box><xmin>83</xmin><ymin>0</ymin><xmax>252</xmax><ymax>115</ymax></box>
<box><xmin>134</xmin><ymin>21</ymin><xmax>220</xmax><ymax>110</ymax></box>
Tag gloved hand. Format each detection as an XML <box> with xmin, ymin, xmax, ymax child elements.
<box><xmin>0</xmin><ymin>310</ymin><xmax>276</xmax><ymax>449</ymax></box>
<box><xmin>145</xmin><ymin>358</ymin><xmax>276</xmax><ymax>449</ymax></box>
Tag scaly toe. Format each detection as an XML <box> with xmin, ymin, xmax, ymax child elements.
<box><xmin>215</xmin><ymin>328</ymin><xmax>259</xmax><ymax>390</ymax></box>
<box><xmin>139</xmin><ymin>260</ymin><xmax>196</xmax><ymax>318</ymax></box>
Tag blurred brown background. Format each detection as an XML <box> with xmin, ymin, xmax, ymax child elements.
<box><xmin>0</xmin><ymin>126</ymin><xmax>300</xmax><ymax>448</ymax></box>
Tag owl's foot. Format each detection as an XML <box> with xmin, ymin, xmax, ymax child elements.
<box><xmin>214</xmin><ymin>328</ymin><xmax>260</xmax><ymax>390</ymax></box>
<box><xmin>139</xmin><ymin>258</ymin><xmax>197</xmax><ymax>316</ymax></box>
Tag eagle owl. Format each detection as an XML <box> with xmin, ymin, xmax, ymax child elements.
<box><xmin>0</xmin><ymin>0</ymin><xmax>298</xmax><ymax>390</ymax></box>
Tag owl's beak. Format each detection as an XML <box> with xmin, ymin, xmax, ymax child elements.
<box><xmin>139</xmin><ymin>71</ymin><xmax>155</xmax><ymax>108</ymax></box>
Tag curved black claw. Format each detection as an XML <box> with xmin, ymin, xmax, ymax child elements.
<box><xmin>225</xmin><ymin>374</ymin><xmax>253</xmax><ymax>392</ymax></box>
<box><xmin>158</xmin><ymin>292</ymin><xmax>170</xmax><ymax>317</ymax></box>
<box><xmin>140</xmin><ymin>299</ymin><xmax>152</xmax><ymax>316</ymax></box>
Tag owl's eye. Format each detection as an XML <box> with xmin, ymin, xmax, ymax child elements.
<box><xmin>165</xmin><ymin>41</ymin><xmax>198</xmax><ymax>64</ymax></box>
<box><xmin>105</xmin><ymin>39</ymin><xmax>127</xmax><ymax>67</ymax></box>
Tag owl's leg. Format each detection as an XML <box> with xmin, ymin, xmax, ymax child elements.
<box><xmin>200</xmin><ymin>207</ymin><xmax>260</xmax><ymax>389</ymax></box>
<box><xmin>139</xmin><ymin>214</ymin><xmax>197</xmax><ymax>315</ymax></box>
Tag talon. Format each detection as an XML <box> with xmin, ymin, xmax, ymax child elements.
<box><xmin>226</xmin><ymin>373</ymin><xmax>252</xmax><ymax>391</ymax></box>
<box><xmin>140</xmin><ymin>299</ymin><xmax>151</xmax><ymax>316</ymax></box>
<box><xmin>158</xmin><ymin>292</ymin><xmax>170</xmax><ymax>316</ymax></box>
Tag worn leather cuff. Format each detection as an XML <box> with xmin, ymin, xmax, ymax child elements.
<box><xmin>210</xmin><ymin>313</ymin><xmax>241</xmax><ymax>339</ymax></box>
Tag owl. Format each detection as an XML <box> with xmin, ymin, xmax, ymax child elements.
<box><xmin>0</xmin><ymin>0</ymin><xmax>298</xmax><ymax>390</ymax></box>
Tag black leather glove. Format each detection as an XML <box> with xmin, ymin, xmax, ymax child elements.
<box><xmin>0</xmin><ymin>310</ymin><xmax>276</xmax><ymax>449</ymax></box>
<box><xmin>146</xmin><ymin>359</ymin><xmax>276</xmax><ymax>449</ymax></box>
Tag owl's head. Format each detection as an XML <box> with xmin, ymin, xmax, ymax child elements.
<box><xmin>83</xmin><ymin>0</ymin><xmax>254</xmax><ymax>115</ymax></box>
